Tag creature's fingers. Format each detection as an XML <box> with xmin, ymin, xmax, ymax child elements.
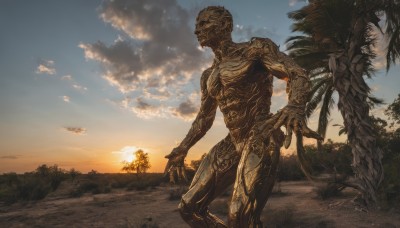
<box><xmin>273</xmin><ymin>114</ymin><xmax>287</xmax><ymax>130</ymax></box>
<box><xmin>169</xmin><ymin>168</ymin><xmax>176</xmax><ymax>184</ymax></box>
<box><xmin>260</xmin><ymin>112</ymin><xmax>280</xmax><ymax>131</ymax></box>
<box><xmin>284</xmin><ymin>120</ymin><xmax>293</xmax><ymax>149</ymax></box>
<box><xmin>302</xmin><ymin>124</ymin><xmax>324</xmax><ymax>140</ymax></box>
<box><xmin>293</xmin><ymin>120</ymin><xmax>300</xmax><ymax>134</ymax></box>
<box><xmin>163</xmin><ymin>160</ymin><xmax>172</xmax><ymax>176</ymax></box>
<box><xmin>180</xmin><ymin>167</ymin><xmax>188</xmax><ymax>182</ymax></box>
<box><xmin>261</xmin><ymin>129</ymin><xmax>273</xmax><ymax>140</ymax></box>
<box><xmin>176</xmin><ymin>166</ymin><xmax>182</xmax><ymax>179</ymax></box>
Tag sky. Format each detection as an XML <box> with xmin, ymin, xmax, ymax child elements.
<box><xmin>1</xmin><ymin>0</ymin><xmax>399</xmax><ymax>174</ymax></box>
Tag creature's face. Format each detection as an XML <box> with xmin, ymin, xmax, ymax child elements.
<box><xmin>195</xmin><ymin>11</ymin><xmax>225</xmax><ymax>47</ymax></box>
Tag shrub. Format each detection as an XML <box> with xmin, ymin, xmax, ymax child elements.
<box><xmin>0</xmin><ymin>174</ymin><xmax>51</xmax><ymax>204</ymax></box>
<box><xmin>126</xmin><ymin>174</ymin><xmax>164</xmax><ymax>191</ymax></box>
<box><xmin>378</xmin><ymin>129</ymin><xmax>400</xmax><ymax>209</ymax></box>
<box><xmin>313</xmin><ymin>183</ymin><xmax>345</xmax><ymax>200</ymax></box>
<box><xmin>0</xmin><ymin>165</ymin><xmax>70</xmax><ymax>204</ymax></box>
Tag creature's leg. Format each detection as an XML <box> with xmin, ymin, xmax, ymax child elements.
<box><xmin>179</xmin><ymin>135</ymin><xmax>239</xmax><ymax>228</ymax></box>
<box><xmin>228</xmin><ymin>130</ymin><xmax>282</xmax><ymax>228</ymax></box>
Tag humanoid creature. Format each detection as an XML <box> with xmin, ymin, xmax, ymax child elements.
<box><xmin>164</xmin><ymin>6</ymin><xmax>322</xmax><ymax>227</ymax></box>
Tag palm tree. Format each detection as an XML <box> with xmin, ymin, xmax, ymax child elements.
<box><xmin>286</xmin><ymin>0</ymin><xmax>400</xmax><ymax>207</ymax></box>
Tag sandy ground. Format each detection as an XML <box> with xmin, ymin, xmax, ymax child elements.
<box><xmin>0</xmin><ymin>181</ymin><xmax>399</xmax><ymax>227</ymax></box>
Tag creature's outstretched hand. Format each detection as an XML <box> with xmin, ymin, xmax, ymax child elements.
<box><xmin>259</xmin><ymin>105</ymin><xmax>323</xmax><ymax>148</ymax></box>
<box><xmin>164</xmin><ymin>147</ymin><xmax>188</xmax><ymax>184</ymax></box>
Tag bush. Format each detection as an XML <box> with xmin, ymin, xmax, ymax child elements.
<box><xmin>35</xmin><ymin>164</ymin><xmax>68</xmax><ymax>190</ymax></box>
<box><xmin>378</xmin><ymin>129</ymin><xmax>400</xmax><ymax>209</ymax></box>
<box><xmin>313</xmin><ymin>183</ymin><xmax>345</xmax><ymax>200</ymax></box>
<box><xmin>126</xmin><ymin>174</ymin><xmax>164</xmax><ymax>191</ymax></box>
<box><xmin>0</xmin><ymin>174</ymin><xmax>52</xmax><ymax>204</ymax></box>
<box><xmin>70</xmin><ymin>178</ymin><xmax>113</xmax><ymax>197</ymax></box>
<box><xmin>0</xmin><ymin>165</ymin><xmax>70</xmax><ymax>204</ymax></box>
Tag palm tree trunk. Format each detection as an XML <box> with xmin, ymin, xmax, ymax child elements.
<box><xmin>331</xmin><ymin>16</ymin><xmax>384</xmax><ymax>207</ymax></box>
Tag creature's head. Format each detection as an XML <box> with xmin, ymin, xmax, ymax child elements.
<box><xmin>195</xmin><ymin>6</ymin><xmax>233</xmax><ymax>48</ymax></box>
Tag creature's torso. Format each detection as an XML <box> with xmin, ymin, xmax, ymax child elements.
<box><xmin>207</xmin><ymin>41</ymin><xmax>274</xmax><ymax>142</ymax></box>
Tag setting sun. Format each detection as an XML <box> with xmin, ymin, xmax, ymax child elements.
<box><xmin>115</xmin><ymin>146</ymin><xmax>140</xmax><ymax>163</ymax></box>
<box><xmin>123</xmin><ymin>153</ymin><xmax>135</xmax><ymax>163</ymax></box>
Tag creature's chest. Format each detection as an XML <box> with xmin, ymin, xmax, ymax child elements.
<box><xmin>207</xmin><ymin>57</ymin><xmax>265</xmax><ymax>97</ymax></box>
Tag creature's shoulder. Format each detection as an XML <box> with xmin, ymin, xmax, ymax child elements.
<box><xmin>200</xmin><ymin>67</ymin><xmax>213</xmax><ymax>91</ymax></box>
<box><xmin>247</xmin><ymin>37</ymin><xmax>279</xmax><ymax>57</ymax></box>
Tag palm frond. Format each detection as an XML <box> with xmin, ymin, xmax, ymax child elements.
<box><xmin>382</xmin><ymin>1</ymin><xmax>400</xmax><ymax>71</ymax></box>
<box><xmin>308</xmin><ymin>75</ymin><xmax>332</xmax><ymax>100</ymax></box>
<box><xmin>317</xmin><ymin>87</ymin><xmax>335</xmax><ymax>138</ymax></box>
<box><xmin>367</xmin><ymin>95</ymin><xmax>385</xmax><ymax>107</ymax></box>
<box><xmin>305</xmin><ymin>83</ymin><xmax>329</xmax><ymax>118</ymax></box>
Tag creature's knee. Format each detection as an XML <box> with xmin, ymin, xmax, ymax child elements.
<box><xmin>228</xmin><ymin>201</ymin><xmax>262</xmax><ymax>228</ymax></box>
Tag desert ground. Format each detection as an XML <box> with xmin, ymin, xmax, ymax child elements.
<box><xmin>1</xmin><ymin>181</ymin><xmax>399</xmax><ymax>228</ymax></box>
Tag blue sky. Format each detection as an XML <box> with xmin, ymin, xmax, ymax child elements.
<box><xmin>0</xmin><ymin>0</ymin><xmax>399</xmax><ymax>173</ymax></box>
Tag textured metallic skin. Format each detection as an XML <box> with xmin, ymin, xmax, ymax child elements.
<box><xmin>164</xmin><ymin>6</ymin><xmax>318</xmax><ymax>227</ymax></box>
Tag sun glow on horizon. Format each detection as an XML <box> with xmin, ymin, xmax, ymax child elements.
<box><xmin>113</xmin><ymin>146</ymin><xmax>141</xmax><ymax>163</ymax></box>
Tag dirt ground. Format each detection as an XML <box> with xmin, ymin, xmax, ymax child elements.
<box><xmin>0</xmin><ymin>181</ymin><xmax>399</xmax><ymax>227</ymax></box>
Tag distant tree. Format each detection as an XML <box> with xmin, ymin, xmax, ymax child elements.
<box><xmin>34</xmin><ymin>164</ymin><xmax>66</xmax><ymax>190</ymax></box>
<box><xmin>36</xmin><ymin>164</ymin><xmax>50</xmax><ymax>177</ymax></box>
<box><xmin>87</xmin><ymin>169</ymin><xmax>99</xmax><ymax>180</ymax></box>
<box><xmin>121</xmin><ymin>149</ymin><xmax>151</xmax><ymax>176</ymax></box>
<box><xmin>386</xmin><ymin>94</ymin><xmax>400</xmax><ymax>127</ymax></box>
<box><xmin>68</xmin><ymin>168</ymin><xmax>81</xmax><ymax>182</ymax></box>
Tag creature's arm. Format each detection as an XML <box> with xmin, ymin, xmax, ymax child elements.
<box><xmin>252</xmin><ymin>37</ymin><xmax>310</xmax><ymax>106</ymax></box>
<box><xmin>164</xmin><ymin>67</ymin><xmax>217</xmax><ymax>177</ymax></box>
<box><xmin>252</xmin><ymin>38</ymin><xmax>322</xmax><ymax>147</ymax></box>
<box><xmin>177</xmin><ymin>68</ymin><xmax>218</xmax><ymax>152</ymax></box>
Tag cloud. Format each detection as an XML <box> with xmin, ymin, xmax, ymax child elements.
<box><xmin>171</xmin><ymin>99</ymin><xmax>199</xmax><ymax>121</ymax></box>
<box><xmin>36</xmin><ymin>59</ymin><xmax>56</xmax><ymax>75</ymax></box>
<box><xmin>79</xmin><ymin>0</ymin><xmax>211</xmax><ymax>120</ymax></box>
<box><xmin>72</xmin><ymin>84</ymin><xmax>88</xmax><ymax>91</ymax></box>
<box><xmin>1</xmin><ymin>155</ymin><xmax>18</xmax><ymax>159</ymax></box>
<box><xmin>112</xmin><ymin>145</ymin><xmax>146</xmax><ymax>162</ymax></box>
<box><xmin>289</xmin><ymin>0</ymin><xmax>299</xmax><ymax>7</ymax></box>
<box><xmin>120</xmin><ymin>96</ymin><xmax>132</xmax><ymax>109</ymax></box>
<box><xmin>63</xmin><ymin>127</ymin><xmax>87</xmax><ymax>135</ymax></box>
<box><xmin>371</xmin><ymin>105</ymin><xmax>388</xmax><ymax>120</ymax></box>
<box><xmin>234</xmin><ymin>24</ymin><xmax>279</xmax><ymax>42</ymax></box>
<box><xmin>130</xmin><ymin>97</ymin><xmax>169</xmax><ymax>119</ymax></box>
<box><xmin>371</xmin><ymin>26</ymin><xmax>388</xmax><ymax>70</ymax></box>
<box><xmin>112</xmin><ymin>146</ymin><xmax>140</xmax><ymax>154</ymax></box>
<box><xmin>288</xmin><ymin>0</ymin><xmax>307</xmax><ymax>7</ymax></box>
<box><xmin>61</xmin><ymin>75</ymin><xmax>72</xmax><ymax>80</ymax></box>
<box><xmin>80</xmin><ymin>0</ymin><xmax>208</xmax><ymax>94</ymax></box>
<box><xmin>79</xmin><ymin>40</ymin><xmax>142</xmax><ymax>92</ymax></box>
<box><xmin>62</xmin><ymin>95</ymin><xmax>70</xmax><ymax>103</ymax></box>
<box><xmin>60</xmin><ymin>75</ymin><xmax>88</xmax><ymax>91</ymax></box>
<box><xmin>273</xmin><ymin>79</ymin><xmax>288</xmax><ymax>97</ymax></box>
